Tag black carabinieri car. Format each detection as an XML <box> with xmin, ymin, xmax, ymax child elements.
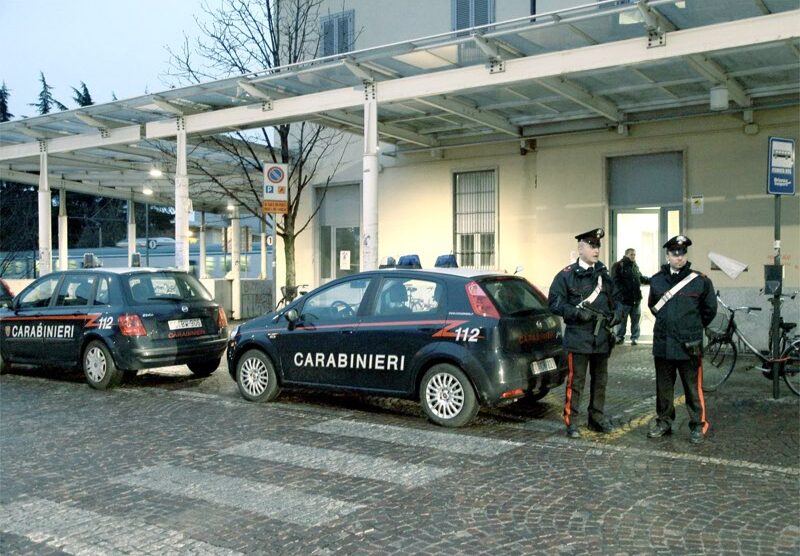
<box><xmin>0</xmin><ymin>268</ymin><xmax>228</xmax><ymax>389</ymax></box>
<box><xmin>227</xmin><ymin>268</ymin><xmax>567</xmax><ymax>427</ymax></box>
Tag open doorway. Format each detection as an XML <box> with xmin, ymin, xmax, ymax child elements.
<box><xmin>608</xmin><ymin>152</ymin><xmax>684</xmax><ymax>342</ymax></box>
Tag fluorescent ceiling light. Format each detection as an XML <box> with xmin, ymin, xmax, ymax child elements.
<box><xmin>143</xmin><ymin>186</ymin><xmax>154</xmax><ymax>196</ymax></box>
<box><xmin>149</xmin><ymin>168</ymin><xmax>163</xmax><ymax>177</ymax></box>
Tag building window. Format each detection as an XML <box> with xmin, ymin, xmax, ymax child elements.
<box><xmin>453</xmin><ymin>170</ymin><xmax>496</xmax><ymax>269</ymax></box>
<box><xmin>321</xmin><ymin>10</ymin><xmax>354</xmax><ymax>56</ymax></box>
<box><xmin>452</xmin><ymin>0</ymin><xmax>495</xmax><ymax>31</ymax></box>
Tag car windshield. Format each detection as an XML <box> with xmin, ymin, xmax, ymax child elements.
<box><xmin>126</xmin><ymin>272</ymin><xmax>212</xmax><ymax>303</ymax></box>
<box><xmin>481</xmin><ymin>277</ymin><xmax>548</xmax><ymax>316</ymax></box>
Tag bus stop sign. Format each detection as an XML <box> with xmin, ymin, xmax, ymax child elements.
<box><xmin>767</xmin><ymin>137</ymin><xmax>795</xmax><ymax>195</ymax></box>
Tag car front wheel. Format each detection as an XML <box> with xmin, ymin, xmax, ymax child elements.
<box><xmin>420</xmin><ymin>364</ymin><xmax>478</xmax><ymax>428</ymax></box>
<box><xmin>83</xmin><ymin>340</ymin><xmax>122</xmax><ymax>390</ymax></box>
<box><xmin>236</xmin><ymin>349</ymin><xmax>280</xmax><ymax>402</ymax></box>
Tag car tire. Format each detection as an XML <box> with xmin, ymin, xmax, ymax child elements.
<box><xmin>148</xmin><ymin>239</ymin><xmax>157</xmax><ymax>250</ymax></box>
<box><xmin>236</xmin><ymin>349</ymin><xmax>280</xmax><ymax>402</ymax></box>
<box><xmin>420</xmin><ymin>364</ymin><xmax>479</xmax><ymax>428</ymax></box>
<box><xmin>83</xmin><ymin>340</ymin><xmax>122</xmax><ymax>390</ymax></box>
<box><xmin>188</xmin><ymin>358</ymin><xmax>220</xmax><ymax>377</ymax></box>
<box><xmin>0</xmin><ymin>351</ymin><xmax>9</xmax><ymax>375</ymax></box>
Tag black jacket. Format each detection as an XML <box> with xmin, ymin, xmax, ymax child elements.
<box><xmin>648</xmin><ymin>262</ymin><xmax>717</xmax><ymax>360</ymax></box>
<box><xmin>611</xmin><ymin>257</ymin><xmax>649</xmax><ymax>305</ymax></box>
<box><xmin>548</xmin><ymin>260</ymin><xmax>617</xmax><ymax>354</ymax></box>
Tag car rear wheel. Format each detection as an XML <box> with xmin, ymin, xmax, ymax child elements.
<box><xmin>420</xmin><ymin>364</ymin><xmax>478</xmax><ymax>428</ymax></box>
<box><xmin>188</xmin><ymin>358</ymin><xmax>220</xmax><ymax>377</ymax></box>
<box><xmin>236</xmin><ymin>349</ymin><xmax>280</xmax><ymax>402</ymax></box>
<box><xmin>83</xmin><ymin>340</ymin><xmax>122</xmax><ymax>390</ymax></box>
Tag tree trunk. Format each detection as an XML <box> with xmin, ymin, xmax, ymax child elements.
<box><xmin>283</xmin><ymin>218</ymin><xmax>296</xmax><ymax>289</ymax></box>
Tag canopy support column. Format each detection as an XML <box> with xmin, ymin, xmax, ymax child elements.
<box><xmin>58</xmin><ymin>188</ymin><xmax>68</xmax><ymax>271</ymax></box>
<box><xmin>199</xmin><ymin>211</ymin><xmax>207</xmax><ymax>278</ymax></box>
<box><xmin>361</xmin><ymin>83</ymin><xmax>379</xmax><ymax>271</ymax></box>
<box><xmin>174</xmin><ymin>122</ymin><xmax>190</xmax><ymax>271</ymax></box>
<box><xmin>38</xmin><ymin>148</ymin><xmax>52</xmax><ymax>276</ymax></box>
<box><xmin>127</xmin><ymin>198</ymin><xmax>136</xmax><ymax>266</ymax></box>
<box><xmin>231</xmin><ymin>207</ymin><xmax>241</xmax><ymax>320</ymax></box>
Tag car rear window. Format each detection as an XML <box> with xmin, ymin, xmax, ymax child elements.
<box><xmin>127</xmin><ymin>272</ymin><xmax>212</xmax><ymax>303</ymax></box>
<box><xmin>480</xmin><ymin>277</ymin><xmax>548</xmax><ymax>316</ymax></box>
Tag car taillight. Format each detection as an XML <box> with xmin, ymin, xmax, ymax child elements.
<box><xmin>217</xmin><ymin>307</ymin><xmax>228</xmax><ymax>328</ymax></box>
<box><xmin>118</xmin><ymin>314</ymin><xmax>147</xmax><ymax>336</ymax></box>
<box><xmin>465</xmin><ymin>281</ymin><xmax>500</xmax><ymax>319</ymax></box>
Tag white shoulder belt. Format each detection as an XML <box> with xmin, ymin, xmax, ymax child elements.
<box><xmin>652</xmin><ymin>272</ymin><xmax>699</xmax><ymax>313</ymax></box>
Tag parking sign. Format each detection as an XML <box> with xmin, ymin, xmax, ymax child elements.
<box><xmin>767</xmin><ymin>137</ymin><xmax>795</xmax><ymax>196</ymax></box>
<box><xmin>263</xmin><ymin>164</ymin><xmax>289</xmax><ymax>213</ymax></box>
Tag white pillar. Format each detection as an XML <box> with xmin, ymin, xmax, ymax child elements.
<box><xmin>38</xmin><ymin>149</ymin><xmax>52</xmax><ymax>276</ymax></box>
<box><xmin>231</xmin><ymin>207</ymin><xmax>242</xmax><ymax>319</ymax></box>
<box><xmin>127</xmin><ymin>199</ymin><xmax>136</xmax><ymax>266</ymax></box>
<box><xmin>199</xmin><ymin>211</ymin><xmax>207</xmax><ymax>278</ymax></box>
<box><xmin>174</xmin><ymin>124</ymin><xmax>190</xmax><ymax>271</ymax></box>
<box><xmin>259</xmin><ymin>217</ymin><xmax>267</xmax><ymax>279</ymax></box>
<box><xmin>58</xmin><ymin>188</ymin><xmax>68</xmax><ymax>271</ymax></box>
<box><xmin>361</xmin><ymin>84</ymin><xmax>379</xmax><ymax>271</ymax></box>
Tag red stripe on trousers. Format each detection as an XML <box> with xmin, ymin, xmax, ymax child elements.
<box><xmin>564</xmin><ymin>352</ymin><xmax>574</xmax><ymax>426</ymax></box>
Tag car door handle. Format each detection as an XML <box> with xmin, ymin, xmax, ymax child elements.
<box><xmin>340</xmin><ymin>329</ymin><xmax>355</xmax><ymax>335</ymax></box>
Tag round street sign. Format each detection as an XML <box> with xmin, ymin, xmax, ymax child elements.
<box><xmin>267</xmin><ymin>166</ymin><xmax>285</xmax><ymax>184</ymax></box>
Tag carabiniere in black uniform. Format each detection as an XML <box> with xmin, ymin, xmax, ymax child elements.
<box><xmin>548</xmin><ymin>228</ymin><xmax>619</xmax><ymax>438</ymax></box>
<box><xmin>647</xmin><ymin>235</ymin><xmax>717</xmax><ymax>444</ymax></box>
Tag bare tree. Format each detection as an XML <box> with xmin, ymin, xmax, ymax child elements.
<box><xmin>166</xmin><ymin>0</ymin><xmax>350</xmax><ymax>290</ymax></box>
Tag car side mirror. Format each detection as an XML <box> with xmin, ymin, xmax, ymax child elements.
<box><xmin>284</xmin><ymin>308</ymin><xmax>299</xmax><ymax>329</ymax></box>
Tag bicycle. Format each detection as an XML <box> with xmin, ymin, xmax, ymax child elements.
<box><xmin>275</xmin><ymin>284</ymin><xmax>309</xmax><ymax>309</ymax></box>
<box><xmin>702</xmin><ymin>292</ymin><xmax>799</xmax><ymax>395</ymax></box>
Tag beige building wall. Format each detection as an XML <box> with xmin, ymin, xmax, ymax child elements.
<box><xmin>379</xmin><ymin>108</ymin><xmax>799</xmax><ymax>292</ymax></box>
<box><xmin>286</xmin><ymin>107</ymin><xmax>799</xmax><ymax>290</ymax></box>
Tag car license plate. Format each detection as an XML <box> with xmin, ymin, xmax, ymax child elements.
<box><xmin>168</xmin><ymin>318</ymin><xmax>202</xmax><ymax>331</ymax></box>
<box><xmin>531</xmin><ymin>357</ymin><xmax>557</xmax><ymax>375</ymax></box>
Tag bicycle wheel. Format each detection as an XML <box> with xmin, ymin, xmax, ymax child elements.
<box><xmin>781</xmin><ymin>340</ymin><xmax>800</xmax><ymax>396</ymax></box>
<box><xmin>702</xmin><ymin>338</ymin><xmax>737</xmax><ymax>392</ymax></box>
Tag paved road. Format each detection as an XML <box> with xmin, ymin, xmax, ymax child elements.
<box><xmin>1</xmin><ymin>345</ymin><xmax>798</xmax><ymax>555</ymax></box>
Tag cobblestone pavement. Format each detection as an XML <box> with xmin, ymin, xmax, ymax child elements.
<box><xmin>1</xmin><ymin>344</ymin><xmax>798</xmax><ymax>555</ymax></box>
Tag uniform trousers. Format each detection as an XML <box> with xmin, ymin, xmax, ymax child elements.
<box><xmin>654</xmin><ymin>356</ymin><xmax>709</xmax><ymax>433</ymax></box>
<box><xmin>564</xmin><ymin>352</ymin><xmax>608</xmax><ymax>426</ymax></box>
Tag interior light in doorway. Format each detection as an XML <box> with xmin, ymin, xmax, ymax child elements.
<box><xmin>227</xmin><ymin>203</ymin><xmax>235</xmax><ymax>211</ymax></box>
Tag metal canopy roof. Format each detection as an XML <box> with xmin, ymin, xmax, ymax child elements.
<box><xmin>1</xmin><ymin>0</ymin><xmax>798</xmax><ymax>212</ymax></box>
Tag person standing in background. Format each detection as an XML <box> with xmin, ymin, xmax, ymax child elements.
<box><xmin>611</xmin><ymin>248</ymin><xmax>649</xmax><ymax>345</ymax></box>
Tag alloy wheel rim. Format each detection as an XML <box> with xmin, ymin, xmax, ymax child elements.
<box><xmin>241</xmin><ymin>357</ymin><xmax>269</xmax><ymax>396</ymax></box>
<box><xmin>426</xmin><ymin>372</ymin><xmax>465</xmax><ymax>419</ymax></box>
<box><xmin>85</xmin><ymin>347</ymin><xmax>107</xmax><ymax>383</ymax></box>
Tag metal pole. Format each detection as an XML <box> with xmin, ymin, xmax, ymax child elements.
<box><xmin>770</xmin><ymin>195</ymin><xmax>782</xmax><ymax>399</ymax></box>
<box><xmin>145</xmin><ymin>202</ymin><xmax>150</xmax><ymax>267</ymax></box>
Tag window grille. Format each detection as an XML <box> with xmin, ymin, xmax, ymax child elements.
<box><xmin>321</xmin><ymin>10</ymin><xmax>354</xmax><ymax>56</ymax></box>
<box><xmin>452</xmin><ymin>0</ymin><xmax>495</xmax><ymax>64</ymax></box>
<box><xmin>453</xmin><ymin>170</ymin><xmax>496</xmax><ymax>269</ymax></box>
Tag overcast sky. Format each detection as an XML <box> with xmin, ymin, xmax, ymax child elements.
<box><xmin>1</xmin><ymin>0</ymin><xmax>206</xmax><ymax>119</ymax></box>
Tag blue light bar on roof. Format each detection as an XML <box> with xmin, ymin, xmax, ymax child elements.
<box><xmin>379</xmin><ymin>256</ymin><xmax>397</xmax><ymax>269</ymax></box>
<box><xmin>396</xmin><ymin>254</ymin><xmax>422</xmax><ymax>269</ymax></box>
<box><xmin>434</xmin><ymin>254</ymin><xmax>458</xmax><ymax>268</ymax></box>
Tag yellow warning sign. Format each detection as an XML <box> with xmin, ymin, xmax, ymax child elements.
<box><xmin>262</xmin><ymin>200</ymin><xmax>288</xmax><ymax>214</ymax></box>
